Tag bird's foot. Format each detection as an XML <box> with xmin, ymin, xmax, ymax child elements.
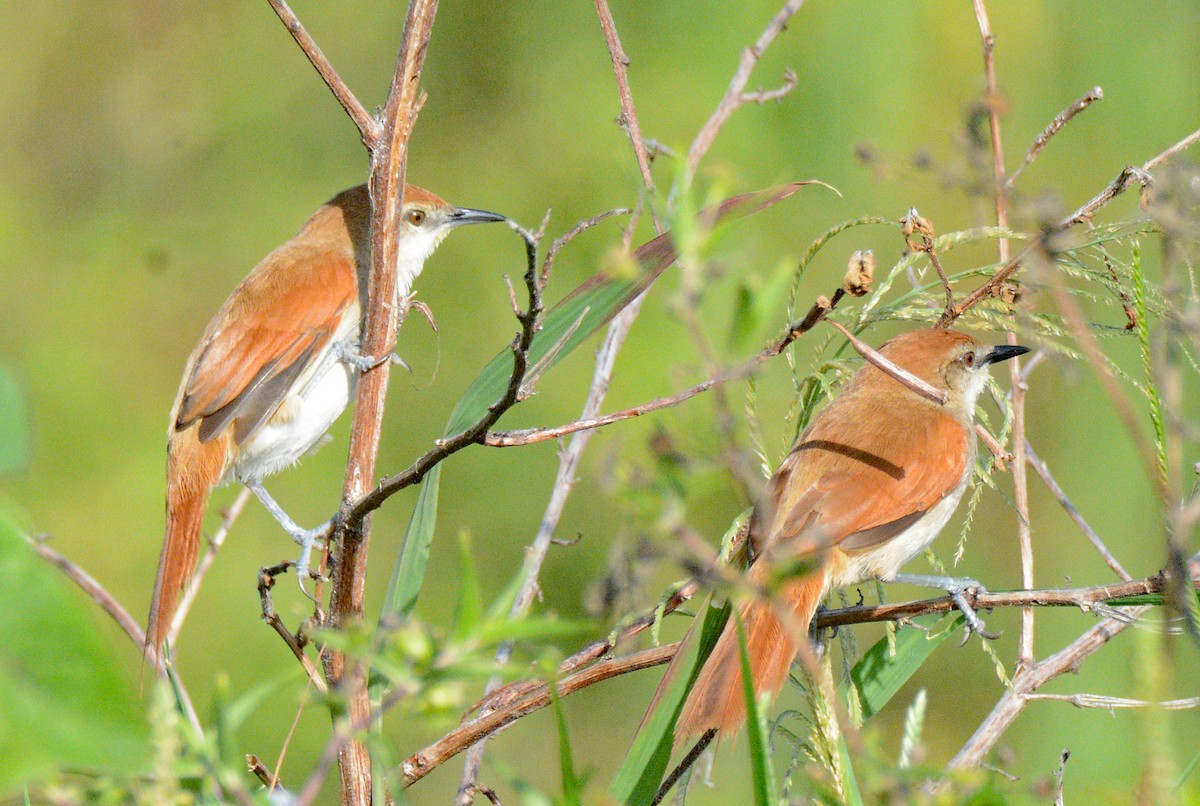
<box><xmin>890</xmin><ymin>573</ymin><xmax>999</xmax><ymax>641</ymax></box>
<box><xmin>334</xmin><ymin>342</ymin><xmax>410</xmax><ymax>373</ymax></box>
<box><xmin>290</xmin><ymin>522</ymin><xmax>331</xmax><ymax>603</ymax></box>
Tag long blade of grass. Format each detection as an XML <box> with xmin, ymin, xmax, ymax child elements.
<box><xmin>733</xmin><ymin>612</ymin><xmax>777</xmax><ymax>806</ymax></box>
<box><xmin>609</xmin><ymin>598</ymin><xmax>731</xmax><ymax>804</ymax></box>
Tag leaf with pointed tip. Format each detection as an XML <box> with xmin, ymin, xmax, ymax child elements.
<box><xmin>850</xmin><ymin>612</ymin><xmax>962</xmax><ymax>720</ymax></box>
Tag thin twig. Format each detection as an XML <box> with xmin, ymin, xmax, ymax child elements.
<box><xmin>29</xmin><ymin>534</ymin><xmax>205</xmax><ymax>734</ymax></box>
<box><xmin>684</xmin><ymin>0</ymin><xmax>806</xmax><ymax>185</ymax></box>
<box><xmin>485</xmin><ymin>291</ymin><xmax>845</xmax><ymax>447</ymax></box>
<box><xmin>257</xmin><ymin>562</ymin><xmax>327</xmax><ymax>693</ymax></box>
<box><xmin>1027</xmin><ymin>693</ymin><xmax>1200</xmax><ymax>710</ymax></box>
<box><xmin>1024</xmin><ymin>439</ymin><xmax>1133</xmax><ymax>581</ymax></box>
<box><xmin>826</xmin><ymin>319</ymin><xmax>949</xmax><ymax>405</ymax></box>
<box><xmin>971</xmin><ymin>0</ymin><xmax>1034</xmax><ymax>669</ymax></box>
<box><xmin>950</xmin><ymin>553</ymin><xmax>1200</xmax><ymax>768</ymax></box>
<box><xmin>342</xmin><ymin>223</ymin><xmax>540</xmax><ymax>528</ymax></box>
<box><xmin>1007</xmin><ymin>87</ymin><xmax>1103</xmax><ymax>186</ymax></box>
<box><xmin>971</xmin><ymin>0</ymin><xmax>1010</xmax><ymax>264</ymax></box>
<box><xmin>31</xmin><ymin>535</ymin><xmax>147</xmax><ymax>653</ymax></box>
<box><xmin>949</xmin><ymin>132</ymin><xmax>1200</xmax><ymax>319</ymax></box>
<box><xmin>594</xmin><ymin>0</ymin><xmax>655</xmax><ymax>189</ymax></box>
<box><xmin>264</xmin><ymin>0</ymin><xmax>380</xmax><ymax>145</ymax></box>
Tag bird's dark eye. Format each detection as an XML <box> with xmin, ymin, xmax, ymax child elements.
<box><xmin>962</xmin><ymin>351</ymin><xmax>976</xmax><ymax>367</ymax></box>
<box><xmin>406</xmin><ymin>209</ymin><xmax>427</xmax><ymax>226</ymax></box>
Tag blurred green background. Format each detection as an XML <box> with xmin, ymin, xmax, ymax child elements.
<box><xmin>1</xmin><ymin>0</ymin><xmax>1199</xmax><ymax>802</ymax></box>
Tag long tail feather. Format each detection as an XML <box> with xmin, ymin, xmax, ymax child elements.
<box><xmin>675</xmin><ymin>563</ymin><xmax>830</xmax><ymax>739</ymax></box>
<box><xmin>146</xmin><ymin>426</ymin><xmax>226</xmax><ymax>662</ymax></box>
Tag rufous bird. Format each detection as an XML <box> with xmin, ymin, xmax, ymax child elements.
<box><xmin>146</xmin><ymin>183</ymin><xmax>505</xmax><ymax>659</ymax></box>
<box><xmin>653</xmin><ymin>327</ymin><xmax>1027</xmax><ymax>740</ymax></box>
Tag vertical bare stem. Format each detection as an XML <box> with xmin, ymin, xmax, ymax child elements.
<box><xmin>594</xmin><ymin>0</ymin><xmax>655</xmax><ymax>191</ymax></box>
<box><xmin>323</xmin><ymin>3</ymin><xmax>439</xmax><ymax>803</ymax></box>
<box><xmin>971</xmin><ymin>0</ymin><xmax>1034</xmax><ymax>668</ymax></box>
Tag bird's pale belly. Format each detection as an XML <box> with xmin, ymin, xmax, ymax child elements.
<box><xmin>229</xmin><ymin>350</ymin><xmax>355</xmax><ymax>483</ymax></box>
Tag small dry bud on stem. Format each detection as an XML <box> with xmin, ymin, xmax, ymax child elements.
<box><xmin>844</xmin><ymin>249</ymin><xmax>876</xmax><ymax>296</ymax></box>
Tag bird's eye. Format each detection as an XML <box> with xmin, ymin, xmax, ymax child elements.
<box><xmin>406</xmin><ymin>209</ymin><xmax>427</xmax><ymax>226</ymax></box>
<box><xmin>962</xmin><ymin>351</ymin><xmax>976</xmax><ymax>367</ymax></box>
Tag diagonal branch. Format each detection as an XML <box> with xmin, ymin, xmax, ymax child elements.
<box><xmin>684</xmin><ymin>0</ymin><xmax>806</xmax><ymax>184</ymax></box>
<box><xmin>484</xmin><ymin>290</ymin><xmax>845</xmax><ymax>447</ymax></box>
<box><xmin>265</xmin><ymin>0</ymin><xmax>380</xmax><ymax>145</ymax></box>
<box><xmin>342</xmin><ymin>222</ymin><xmax>541</xmax><ymax>529</ymax></box>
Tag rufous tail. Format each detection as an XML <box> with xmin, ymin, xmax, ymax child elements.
<box><xmin>146</xmin><ymin>426</ymin><xmax>227</xmax><ymax>664</ymax></box>
<box><xmin>673</xmin><ymin>562</ymin><xmax>830</xmax><ymax>739</ymax></box>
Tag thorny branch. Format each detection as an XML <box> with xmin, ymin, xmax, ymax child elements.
<box><xmin>342</xmin><ymin>222</ymin><xmax>541</xmax><ymax>529</ymax></box>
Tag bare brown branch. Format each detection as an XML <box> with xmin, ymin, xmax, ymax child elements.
<box><xmin>402</xmin><ymin>572</ymin><xmax>1193</xmax><ymax>785</ymax></box>
<box><xmin>265</xmin><ymin>0</ymin><xmax>380</xmax><ymax>145</ymax></box>
<box><xmin>318</xmin><ymin>3</ymin><xmax>441</xmax><ymax>803</ymax></box>
<box><xmin>594</xmin><ymin>0</ymin><xmax>655</xmax><ymax>189</ymax></box>
<box><xmin>1024</xmin><ymin>439</ymin><xmax>1133</xmax><ymax>581</ymax></box>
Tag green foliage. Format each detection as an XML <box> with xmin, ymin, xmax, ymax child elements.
<box><xmin>850</xmin><ymin>613</ymin><xmax>963</xmax><ymax>721</ymax></box>
<box><xmin>0</xmin><ymin>364</ymin><xmax>30</xmax><ymax>475</ymax></box>
<box><xmin>733</xmin><ymin>613</ymin><xmax>778</xmax><ymax>806</ymax></box>
<box><xmin>0</xmin><ymin>511</ymin><xmax>147</xmax><ymax>796</ymax></box>
<box><xmin>609</xmin><ymin>598</ymin><xmax>730</xmax><ymax>805</ymax></box>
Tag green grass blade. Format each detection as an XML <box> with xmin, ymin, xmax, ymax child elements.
<box><xmin>380</xmin><ymin>465</ymin><xmax>442</xmax><ymax>619</ymax></box>
<box><xmin>849</xmin><ymin>612</ymin><xmax>962</xmax><ymax>720</ymax></box>
<box><xmin>549</xmin><ymin>681</ymin><xmax>583</xmax><ymax>806</ymax></box>
<box><xmin>451</xmin><ymin>531</ymin><xmax>483</xmax><ymax>640</ymax></box>
<box><xmin>609</xmin><ymin>598</ymin><xmax>731</xmax><ymax>804</ymax></box>
<box><xmin>733</xmin><ymin>612</ymin><xmax>777</xmax><ymax>806</ymax></box>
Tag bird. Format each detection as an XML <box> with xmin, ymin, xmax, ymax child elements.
<box><xmin>146</xmin><ymin>183</ymin><xmax>506</xmax><ymax>660</ymax></box>
<box><xmin>653</xmin><ymin>327</ymin><xmax>1027</xmax><ymax>740</ymax></box>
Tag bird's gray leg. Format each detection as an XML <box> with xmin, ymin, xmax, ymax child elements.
<box><xmin>890</xmin><ymin>572</ymin><xmax>998</xmax><ymax>640</ymax></box>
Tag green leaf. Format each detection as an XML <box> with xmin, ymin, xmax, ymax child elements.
<box><xmin>849</xmin><ymin>612</ymin><xmax>962</xmax><ymax>720</ymax></box>
<box><xmin>733</xmin><ymin>613</ymin><xmax>777</xmax><ymax>806</ymax></box>
<box><xmin>549</xmin><ymin>681</ymin><xmax>583</xmax><ymax>806</ymax></box>
<box><xmin>609</xmin><ymin>598</ymin><xmax>731</xmax><ymax>804</ymax></box>
<box><xmin>380</xmin><ymin>184</ymin><xmax>812</xmax><ymax>624</ymax></box>
<box><xmin>0</xmin><ymin>510</ymin><xmax>148</xmax><ymax>793</ymax></box>
<box><xmin>380</xmin><ymin>464</ymin><xmax>442</xmax><ymax>619</ymax></box>
<box><xmin>451</xmin><ymin>531</ymin><xmax>483</xmax><ymax>640</ymax></box>
<box><xmin>0</xmin><ymin>365</ymin><xmax>31</xmax><ymax>475</ymax></box>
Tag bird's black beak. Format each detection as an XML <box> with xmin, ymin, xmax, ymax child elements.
<box><xmin>983</xmin><ymin>344</ymin><xmax>1030</xmax><ymax>365</ymax></box>
<box><xmin>450</xmin><ymin>207</ymin><xmax>508</xmax><ymax>226</ymax></box>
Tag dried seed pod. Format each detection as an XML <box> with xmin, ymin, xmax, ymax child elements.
<box><xmin>844</xmin><ymin>250</ymin><xmax>876</xmax><ymax>297</ymax></box>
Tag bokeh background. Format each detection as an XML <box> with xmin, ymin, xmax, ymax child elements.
<box><xmin>2</xmin><ymin>0</ymin><xmax>1199</xmax><ymax>802</ymax></box>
